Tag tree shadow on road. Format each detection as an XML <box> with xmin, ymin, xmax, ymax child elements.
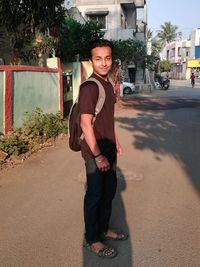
<box><xmin>116</xmin><ymin>98</ymin><xmax>200</xmax><ymax>194</ymax></box>
<box><xmin>82</xmin><ymin>167</ymin><xmax>133</xmax><ymax>267</ymax></box>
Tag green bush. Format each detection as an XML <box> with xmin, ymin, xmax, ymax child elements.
<box><xmin>21</xmin><ymin>108</ymin><xmax>67</xmax><ymax>145</ymax></box>
<box><xmin>0</xmin><ymin>108</ymin><xmax>68</xmax><ymax>158</ymax></box>
<box><xmin>0</xmin><ymin>135</ymin><xmax>27</xmax><ymax>156</ymax></box>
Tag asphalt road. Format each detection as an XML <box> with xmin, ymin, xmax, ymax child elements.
<box><xmin>0</xmin><ymin>80</ymin><xmax>200</xmax><ymax>267</ymax></box>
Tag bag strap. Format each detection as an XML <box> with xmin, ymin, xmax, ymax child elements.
<box><xmin>79</xmin><ymin>77</ymin><xmax>106</xmax><ymax>140</ymax></box>
<box><xmin>85</xmin><ymin>77</ymin><xmax>106</xmax><ymax>117</ymax></box>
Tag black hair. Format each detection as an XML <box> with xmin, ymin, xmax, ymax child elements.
<box><xmin>89</xmin><ymin>39</ymin><xmax>113</xmax><ymax>59</ymax></box>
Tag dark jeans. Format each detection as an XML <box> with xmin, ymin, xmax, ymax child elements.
<box><xmin>191</xmin><ymin>79</ymin><xmax>195</xmax><ymax>87</ymax></box>
<box><xmin>84</xmin><ymin>154</ymin><xmax>117</xmax><ymax>245</ymax></box>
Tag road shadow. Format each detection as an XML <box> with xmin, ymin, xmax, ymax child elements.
<box><xmin>120</xmin><ymin>96</ymin><xmax>200</xmax><ymax>111</ymax></box>
<box><xmin>116</xmin><ymin>98</ymin><xmax>200</xmax><ymax>194</ymax></box>
<box><xmin>82</xmin><ymin>167</ymin><xmax>133</xmax><ymax>267</ymax></box>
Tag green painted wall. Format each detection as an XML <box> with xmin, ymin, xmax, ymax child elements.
<box><xmin>12</xmin><ymin>71</ymin><xmax>59</xmax><ymax>129</ymax></box>
<box><xmin>0</xmin><ymin>71</ymin><xmax>4</xmax><ymax>133</ymax></box>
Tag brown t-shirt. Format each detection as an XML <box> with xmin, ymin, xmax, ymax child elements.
<box><xmin>79</xmin><ymin>73</ymin><xmax>116</xmax><ymax>160</ymax></box>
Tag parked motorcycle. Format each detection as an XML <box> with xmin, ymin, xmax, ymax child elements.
<box><xmin>157</xmin><ymin>76</ymin><xmax>170</xmax><ymax>90</ymax></box>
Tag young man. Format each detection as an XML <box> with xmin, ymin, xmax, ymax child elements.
<box><xmin>79</xmin><ymin>39</ymin><xmax>127</xmax><ymax>259</ymax></box>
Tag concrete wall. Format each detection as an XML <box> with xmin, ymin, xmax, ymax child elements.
<box><xmin>105</xmin><ymin>29</ymin><xmax>134</xmax><ymax>40</ymax></box>
<box><xmin>0</xmin><ymin>71</ymin><xmax>4</xmax><ymax>133</ymax></box>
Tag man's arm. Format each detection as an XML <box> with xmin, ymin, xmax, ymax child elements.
<box><xmin>115</xmin><ymin>134</ymin><xmax>122</xmax><ymax>156</ymax></box>
<box><xmin>80</xmin><ymin>114</ymin><xmax>110</xmax><ymax>171</ymax></box>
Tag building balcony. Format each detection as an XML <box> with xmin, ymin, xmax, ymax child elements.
<box><xmin>103</xmin><ymin>28</ymin><xmax>145</xmax><ymax>42</ymax></box>
<box><xmin>135</xmin><ymin>32</ymin><xmax>145</xmax><ymax>41</ymax></box>
<box><xmin>76</xmin><ymin>0</ymin><xmax>145</xmax><ymax>5</ymax></box>
<box><xmin>104</xmin><ymin>28</ymin><xmax>134</xmax><ymax>40</ymax></box>
<box><xmin>133</xmin><ymin>0</ymin><xmax>146</xmax><ymax>7</ymax></box>
<box><xmin>169</xmin><ymin>56</ymin><xmax>182</xmax><ymax>64</ymax></box>
<box><xmin>118</xmin><ymin>0</ymin><xmax>145</xmax><ymax>7</ymax></box>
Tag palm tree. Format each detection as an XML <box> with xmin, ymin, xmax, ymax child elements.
<box><xmin>147</xmin><ymin>29</ymin><xmax>153</xmax><ymax>42</ymax></box>
<box><xmin>157</xmin><ymin>21</ymin><xmax>182</xmax><ymax>48</ymax></box>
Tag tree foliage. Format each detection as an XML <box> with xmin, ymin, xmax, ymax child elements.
<box><xmin>57</xmin><ymin>18</ymin><xmax>104</xmax><ymax>62</ymax></box>
<box><xmin>147</xmin><ymin>29</ymin><xmax>153</xmax><ymax>42</ymax></box>
<box><xmin>0</xmin><ymin>0</ymin><xmax>65</xmax><ymax>33</ymax></box>
<box><xmin>156</xmin><ymin>21</ymin><xmax>182</xmax><ymax>48</ymax></box>
<box><xmin>31</xmin><ymin>34</ymin><xmax>56</xmax><ymax>66</ymax></box>
<box><xmin>0</xmin><ymin>0</ymin><xmax>65</xmax><ymax>64</ymax></box>
<box><xmin>145</xmin><ymin>37</ymin><xmax>165</xmax><ymax>72</ymax></box>
<box><xmin>57</xmin><ymin>19</ymin><xmax>148</xmax><ymax>67</ymax></box>
<box><xmin>112</xmin><ymin>39</ymin><xmax>147</xmax><ymax>67</ymax></box>
<box><xmin>160</xmin><ymin>59</ymin><xmax>171</xmax><ymax>72</ymax></box>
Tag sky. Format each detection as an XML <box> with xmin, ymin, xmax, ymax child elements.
<box><xmin>148</xmin><ymin>0</ymin><xmax>200</xmax><ymax>39</ymax></box>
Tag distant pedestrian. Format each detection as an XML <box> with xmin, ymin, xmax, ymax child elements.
<box><xmin>191</xmin><ymin>72</ymin><xmax>195</xmax><ymax>87</ymax></box>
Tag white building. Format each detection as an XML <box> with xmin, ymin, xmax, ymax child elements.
<box><xmin>74</xmin><ymin>0</ymin><xmax>147</xmax><ymax>42</ymax></box>
<box><xmin>65</xmin><ymin>0</ymin><xmax>148</xmax><ymax>83</ymax></box>
<box><xmin>190</xmin><ymin>28</ymin><xmax>200</xmax><ymax>59</ymax></box>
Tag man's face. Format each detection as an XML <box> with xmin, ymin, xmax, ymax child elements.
<box><xmin>90</xmin><ymin>46</ymin><xmax>112</xmax><ymax>78</ymax></box>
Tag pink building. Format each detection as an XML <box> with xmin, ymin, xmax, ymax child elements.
<box><xmin>166</xmin><ymin>41</ymin><xmax>183</xmax><ymax>79</ymax></box>
<box><xmin>165</xmin><ymin>38</ymin><xmax>192</xmax><ymax>80</ymax></box>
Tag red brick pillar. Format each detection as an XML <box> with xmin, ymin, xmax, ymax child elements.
<box><xmin>5</xmin><ymin>68</ymin><xmax>13</xmax><ymax>133</ymax></box>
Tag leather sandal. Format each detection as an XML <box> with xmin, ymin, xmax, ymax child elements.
<box><xmin>84</xmin><ymin>242</ymin><xmax>117</xmax><ymax>259</ymax></box>
<box><xmin>101</xmin><ymin>231</ymin><xmax>128</xmax><ymax>241</ymax></box>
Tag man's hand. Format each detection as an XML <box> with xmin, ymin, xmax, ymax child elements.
<box><xmin>95</xmin><ymin>155</ymin><xmax>110</xmax><ymax>172</ymax></box>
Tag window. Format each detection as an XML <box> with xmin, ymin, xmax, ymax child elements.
<box><xmin>137</xmin><ymin>8</ymin><xmax>144</xmax><ymax>21</ymax></box>
<box><xmin>167</xmin><ymin>50</ymin><xmax>170</xmax><ymax>60</ymax></box>
<box><xmin>178</xmin><ymin>47</ymin><xmax>181</xmax><ymax>57</ymax></box>
<box><xmin>88</xmin><ymin>14</ymin><xmax>106</xmax><ymax>29</ymax></box>
<box><xmin>170</xmin><ymin>48</ymin><xmax>175</xmax><ymax>58</ymax></box>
